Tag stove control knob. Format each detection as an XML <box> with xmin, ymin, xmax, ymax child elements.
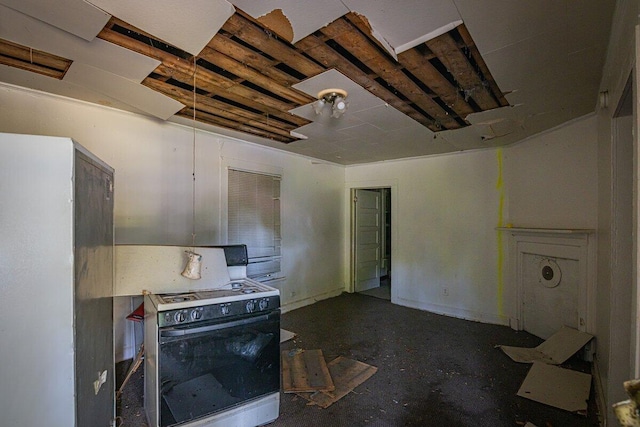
<box><xmin>258</xmin><ymin>299</ymin><xmax>269</xmax><ymax>311</ymax></box>
<box><xmin>174</xmin><ymin>311</ymin><xmax>186</xmax><ymax>323</ymax></box>
<box><xmin>190</xmin><ymin>309</ymin><xmax>202</xmax><ymax>321</ymax></box>
<box><xmin>246</xmin><ymin>300</ymin><xmax>256</xmax><ymax>313</ymax></box>
<box><xmin>220</xmin><ymin>304</ymin><xmax>230</xmax><ymax>315</ymax></box>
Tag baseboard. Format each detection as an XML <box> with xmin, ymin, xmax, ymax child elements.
<box><xmin>280</xmin><ymin>287</ymin><xmax>344</xmax><ymax>314</ymax></box>
<box><xmin>592</xmin><ymin>356</ymin><xmax>607</xmax><ymax>426</ymax></box>
<box><xmin>395</xmin><ymin>297</ymin><xmax>510</xmax><ymax>327</ymax></box>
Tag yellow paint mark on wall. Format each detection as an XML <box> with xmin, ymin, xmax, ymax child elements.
<box><xmin>496</xmin><ymin>149</ymin><xmax>505</xmax><ymax>316</ymax></box>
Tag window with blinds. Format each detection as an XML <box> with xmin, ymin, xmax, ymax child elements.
<box><xmin>228</xmin><ymin>169</ymin><xmax>281</xmax><ymax>280</ymax></box>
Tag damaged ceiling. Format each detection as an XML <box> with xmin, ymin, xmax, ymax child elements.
<box><xmin>0</xmin><ymin>0</ymin><xmax>616</xmax><ymax>165</ymax></box>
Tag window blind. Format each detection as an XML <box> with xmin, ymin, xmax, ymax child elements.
<box><xmin>228</xmin><ymin>169</ymin><xmax>281</xmax><ymax>279</ymax></box>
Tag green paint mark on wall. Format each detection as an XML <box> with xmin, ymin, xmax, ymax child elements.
<box><xmin>496</xmin><ymin>149</ymin><xmax>505</xmax><ymax>317</ymax></box>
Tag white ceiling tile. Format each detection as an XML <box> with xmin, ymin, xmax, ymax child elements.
<box><xmin>64</xmin><ymin>63</ymin><xmax>184</xmax><ymax>120</ymax></box>
<box><xmin>0</xmin><ymin>0</ymin><xmax>110</xmax><ymax>41</ymax></box>
<box><xmin>86</xmin><ymin>0</ymin><xmax>235</xmax><ymax>55</ymax></box>
<box><xmin>343</xmin><ymin>0</ymin><xmax>461</xmax><ymax>52</ymax></box>
<box><xmin>230</xmin><ymin>0</ymin><xmax>349</xmax><ymax>43</ymax></box>
<box><xmin>338</xmin><ymin>123</ymin><xmax>388</xmax><ymax>140</ymax></box>
<box><xmin>75</xmin><ymin>39</ymin><xmax>161</xmax><ymax>82</ymax></box>
<box><xmin>293</xmin><ymin>69</ymin><xmax>386</xmax><ymax>110</ymax></box>
<box><xmin>566</xmin><ymin>0</ymin><xmax>616</xmax><ymax>53</ymax></box>
<box><xmin>354</xmin><ymin>104</ymin><xmax>421</xmax><ymax>131</ymax></box>
<box><xmin>0</xmin><ymin>5</ymin><xmax>160</xmax><ymax>82</ymax></box>
<box><xmin>482</xmin><ymin>28</ymin><xmax>570</xmax><ymax>94</ymax></box>
<box><xmin>453</xmin><ymin>0</ymin><xmax>566</xmax><ymax>55</ymax></box>
<box><xmin>289</xmin><ymin>104</ymin><xmax>365</xmax><ymax>130</ymax></box>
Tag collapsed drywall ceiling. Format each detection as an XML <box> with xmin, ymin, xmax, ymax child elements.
<box><xmin>0</xmin><ymin>0</ymin><xmax>616</xmax><ymax>165</ymax></box>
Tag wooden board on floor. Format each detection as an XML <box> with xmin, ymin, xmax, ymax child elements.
<box><xmin>298</xmin><ymin>356</ymin><xmax>378</xmax><ymax>408</ymax></box>
<box><xmin>517</xmin><ymin>362</ymin><xmax>591</xmax><ymax>415</ymax></box>
<box><xmin>282</xmin><ymin>349</ymin><xmax>334</xmax><ymax>393</ymax></box>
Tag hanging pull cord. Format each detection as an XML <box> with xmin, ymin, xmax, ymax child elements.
<box><xmin>191</xmin><ymin>56</ymin><xmax>197</xmax><ymax>249</ymax></box>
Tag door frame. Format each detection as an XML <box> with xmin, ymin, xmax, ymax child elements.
<box><xmin>344</xmin><ymin>180</ymin><xmax>398</xmax><ymax>300</ymax></box>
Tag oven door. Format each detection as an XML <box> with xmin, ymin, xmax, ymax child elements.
<box><xmin>157</xmin><ymin>309</ymin><xmax>280</xmax><ymax>427</ymax></box>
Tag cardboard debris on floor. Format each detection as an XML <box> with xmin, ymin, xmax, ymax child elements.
<box><xmin>280</xmin><ymin>329</ymin><xmax>296</xmax><ymax>343</ymax></box>
<box><xmin>497</xmin><ymin>326</ymin><xmax>594</xmax><ymax>415</ymax></box>
<box><xmin>517</xmin><ymin>362</ymin><xmax>591</xmax><ymax>415</ymax></box>
<box><xmin>282</xmin><ymin>349</ymin><xmax>335</xmax><ymax>393</ymax></box>
<box><xmin>297</xmin><ymin>356</ymin><xmax>378</xmax><ymax>408</ymax></box>
<box><xmin>497</xmin><ymin>326</ymin><xmax>593</xmax><ymax>365</ymax></box>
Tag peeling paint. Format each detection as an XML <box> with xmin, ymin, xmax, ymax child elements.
<box><xmin>257</xmin><ymin>9</ymin><xmax>294</xmax><ymax>43</ymax></box>
<box><xmin>496</xmin><ymin>148</ymin><xmax>505</xmax><ymax>316</ymax></box>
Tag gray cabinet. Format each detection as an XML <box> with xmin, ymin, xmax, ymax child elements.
<box><xmin>0</xmin><ymin>134</ymin><xmax>115</xmax><ymax>427</ymax></box>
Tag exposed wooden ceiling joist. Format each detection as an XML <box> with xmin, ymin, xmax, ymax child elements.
<box><xmin>96</xmin><ymin>9</ymin><xmax>508</xmax><ymax>143</ymax></box>
<box><xmin>0</xmin><ymin>38</ymin><xmax>72</xmax><ymax>80</ymax></box>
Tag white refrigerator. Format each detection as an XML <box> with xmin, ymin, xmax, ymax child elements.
<box><xmin>0</xmin><ymin>133</ymin><xmax>115</xmax><ymax>426</ymax></box>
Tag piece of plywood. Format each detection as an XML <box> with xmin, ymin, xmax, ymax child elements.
<box><xmin>298</xmin><ymin>356</ymin><xmax>378</xmax><ymax>408</ymax></box>
<box><xmin>517</xmin><ymin>362</ymin><xmax>591</xmax><ymax>414</ymax></box>
<box><xmin>498</xmin><ymin>326</ymin><xmax>593</xmax><ymax>365</ymax></box>
<box><xmin>281</xmin><ymin>349</ymin><xmax>335</xmax><ymax>393</ymax></box>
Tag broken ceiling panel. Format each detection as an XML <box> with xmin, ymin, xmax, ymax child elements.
<box><xmin>86</xmin><ymin>0</ymin><xmax>235</xmax><ymax>55</ymax></box>
<box><xmin>64</xmin><ymin>62</ymin><xmax>184</xmax><ymax>120</ymax></box>
<box><xmin>0</xmin><ymin>65</ymin><xmax>150</xmax><ymax>114</ymax></box>
<box><xmin>0</xmin><ymin>5</ymin><xmax>160</xmax><ymax>82</ymax></box>
<box><xmin>229</xmin><ymin>0</ymin><xmax>349</xmax><ymax>43</ymax></box>
<box><xmin>0</xmin><ymin>0</ymin><xmax>110</xmax><ymax>41</ymax></box>
<box><xmin>343</xmin><ymin>0</ymin><xmax>462</xmax><ymax>54</ymax></box>
<box><xmin>94</xmin><ymin>7</ymin><xmax>507</xmax><ymax>151</ymax></box>
<box><xmin>298</xmin><ymin>12</ymin><xmax>508</xmax><ymax>131</ymax></box>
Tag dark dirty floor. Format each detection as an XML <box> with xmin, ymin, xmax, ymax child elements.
<box><xmin>116</xmin><ymin>292</ymin><xmax>600</xmax><ymax>427</ymax></box>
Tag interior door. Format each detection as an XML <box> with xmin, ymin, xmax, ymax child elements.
<box><xmin>354</xmin><ymin>189</ymin><xmax>381</xmax><ymax>292</ymax></box>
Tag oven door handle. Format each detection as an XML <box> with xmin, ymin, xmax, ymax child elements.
<box><xmin>160</xmin><ymin>313</ymin><xmax>273</xmax><ymax>337</ymax></box>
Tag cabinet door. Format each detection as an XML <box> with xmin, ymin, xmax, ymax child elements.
<box><xmin>74</xmin><ymin>150</ymin><xmax>114</xmax><ymax>426</ymax></box>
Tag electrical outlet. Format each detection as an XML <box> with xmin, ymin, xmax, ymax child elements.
<box><xmin>290</xmin><ymin>290</ymin><xmax>296</xmax><ymax>297</ymax></box>
<box><xmin>443</xmin><ymin>288</ymin><xmax>449</xmax><ymax>296</ymax></box>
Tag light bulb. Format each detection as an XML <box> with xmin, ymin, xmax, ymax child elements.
<box><xmin>313</xmin><ymin>99</ymin><xmax>326</xmax><ymax>115</ymax></box>
<box><xmin>331</xmin><ymin>96</ymin><xmax>347</xmax><ymax>118</ymax></box>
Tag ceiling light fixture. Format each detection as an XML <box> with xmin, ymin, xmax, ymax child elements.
<box><xmin>314</xmin><ymin>88</ymin><xmax>348</xmax><ymax>118</ymax></box>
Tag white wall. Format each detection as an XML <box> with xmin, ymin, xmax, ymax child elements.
<box><xmin>346</xmin><ymin>149</ymin><xmax>508</xmax><ymax>325</ymax></box>
<box><xmin>504</xmin><ymin>115</ymin><xmax>598</xmax><ymax>230</ymax></box>
<box><xmin>0</xmin><ymin>83</ymin><xmax>346</xmax><ymax>361</ymax></box>
<box><xmin>345</xmin><ymin>115</ymin><xmax>598</xmax><ymax>329</ymax></box>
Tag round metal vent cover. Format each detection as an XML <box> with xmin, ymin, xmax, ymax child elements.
<box><xmin>538</xmin><ymin>258</ymin><xmax>561</xmax><ymax>288</ymax></box>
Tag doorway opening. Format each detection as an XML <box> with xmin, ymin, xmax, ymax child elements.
<box><xmin>351</xmin><ymin>187</ymin><xmax>392</xmax><ymax>301</ymax></box>
<box><xmin>606</xmin><ymin>74</ymin><xmax>635</xmax><ymax>411</ymax></box>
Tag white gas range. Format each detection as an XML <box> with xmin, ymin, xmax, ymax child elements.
<box><xmin>142</xmin><ymin>246</ymin><xmax>280</xmax><ymax>427</ymax></box>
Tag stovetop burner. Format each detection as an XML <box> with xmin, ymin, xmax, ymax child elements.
<box><xmin>148</xmin><ymin>278</ymin><xmax>280</xmax><ymax>311</ymax></box>
<box><xmin>158</xmin><ymin>293</ymin><xmax>198</xmax><ymax>304</ymax></box>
